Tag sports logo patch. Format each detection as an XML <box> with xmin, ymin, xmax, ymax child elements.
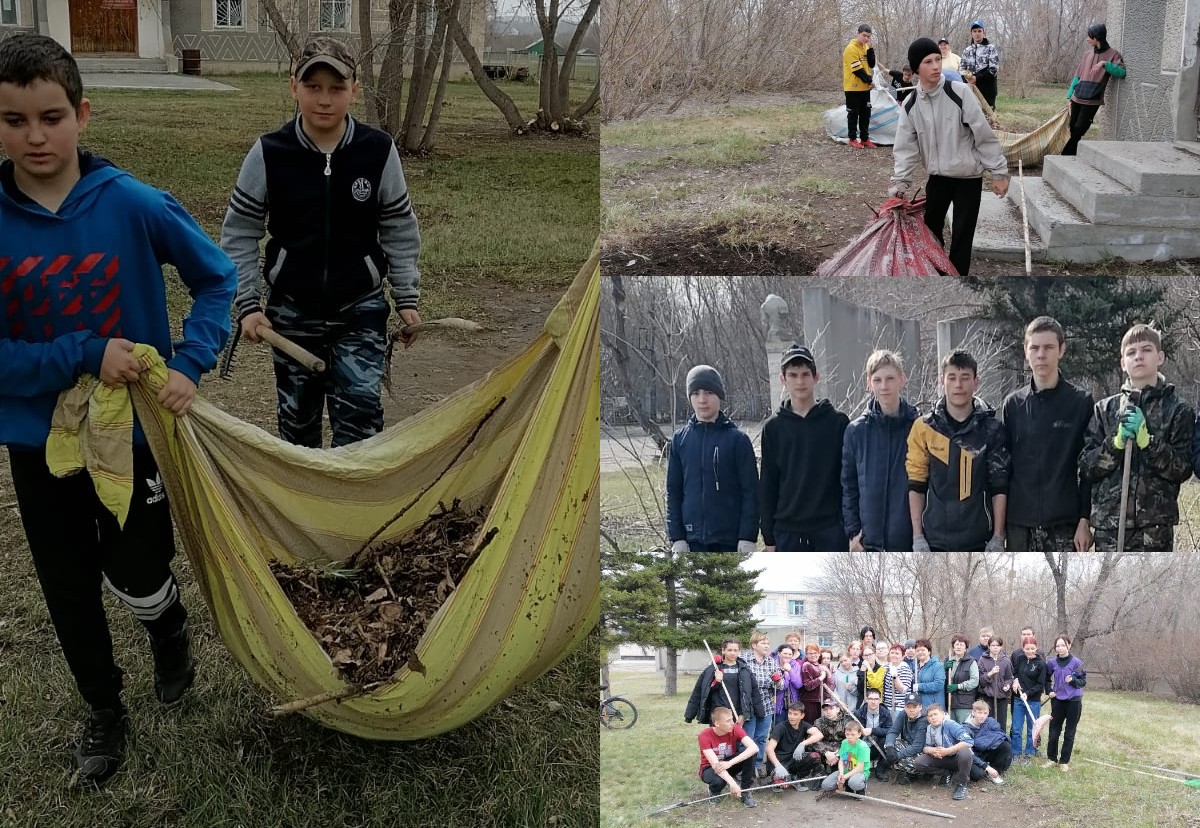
<box><xmin>351</xmin><ymin>177</ymin><xmax>372</xmax><ymax>201</ymax></box>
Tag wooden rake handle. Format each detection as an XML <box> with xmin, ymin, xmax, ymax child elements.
<box><xmin>395</xmin><ymin>317</ymin><xmax>483</xmax><ymax>338</ymax></box>
<box><xmin>260</xmin><ymin>328</ymin><xmax>326</xmax><ymax>373</ymax></box>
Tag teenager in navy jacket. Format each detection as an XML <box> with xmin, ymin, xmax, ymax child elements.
<box><xmin>667</xmin><ymin>365</ymin><xmax>759</xmax><ymax>553</ymax></box>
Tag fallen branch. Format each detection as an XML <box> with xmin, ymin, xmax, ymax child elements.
<box><xmin>268</xmin><ymin>680</ymin><xmax>388</xmax><ymax>717</ymax></box>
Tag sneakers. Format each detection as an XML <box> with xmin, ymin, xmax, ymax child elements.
<box><xmin>708</xmin><ymin>784</ymin><xmax>723</xmax><ymax>798</ymax></box>
<box><xmin>741</xmin><ymin>792</ymin><xmax>757</xmax><ymax>808</ymax></box>
<box><xmin>73</xmin><ymin>707</ymin><xmax>127</xmax><ymax>785</ymax></box>
<box><xmin>939</xmin><ymin>772</ymin><xmax>953</xmax><ymax>787</ymax></box>
<box><xmin>151</xmin><ymin>622</ymin><xmax>195</xmax><ymax>705</ymax></box>
<box><xmin>1059</xmin><ymin>763</ymin><xmax>1070</xmax><ymax>772</ymax></box>
<box><xmin>849</xmin><ymin>139</ymin><xmax>864</xmax><ymax>148</ymax></box>
<box><xmin>952</xmin><ymin>783</ymin><xmax>968</xmax><ymax>801</ymax></box>
<box><xmin>862</xmin><ymin>140</ymin><xmax>879</xmax><ymax>148</ymax></box>
<box><xmin>1041</xmin><ymin>760</ymin><xmax>1058</xmax><ymax>769</ymax></box>
<box><xmin>893</xmin><ymin>771</ymin><xmax>910</xmax><ymax>785</ymax></box>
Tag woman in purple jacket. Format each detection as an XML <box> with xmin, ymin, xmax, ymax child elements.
<box><xmin>1043</xmin><ymin>635</ymin><xmax>1086</xmax><ymax>771</ymax></box>
<box><xmin>774</xmin><ymin>645</ymin><xmax>805</xmax><ymax>716</ymax></box>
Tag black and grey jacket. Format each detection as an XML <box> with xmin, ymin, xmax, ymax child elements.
<box><xmin>220</xmin><ymin>116</ymin><xmax>420</xmax><ymax>319</ymax></box>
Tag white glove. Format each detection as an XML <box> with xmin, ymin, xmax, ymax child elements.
<box><xmin>984</xmin><ymin>536</ymin><xmax>1006</xmax><ymax>553</ymax></box>
<box><xmin>887</xmin><ymin>185</ymin><xmax>907</xmax><ymax>199</ymax></box>
<box><xmin>671</xmin><ymin>540</ymin><xmax>689</xmax><ymax>555</ymax></box>
<box><xmin>773</xmin><ymin>763</ymin><xmax>789</xmax><ymax>782</ymax></box>
<box><xmin>737</xmin><ymin>540</ymin><xmax>757</xmax><ymax>556</ymax></box>
<box><xmin>912</xmin><ymin>535</ymin><xmax>931</xmax><ymax>553</ymax></box>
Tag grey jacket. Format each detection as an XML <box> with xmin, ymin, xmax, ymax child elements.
<box><xmin>891</xmin><ymin>79</ymin><xmax>1008</xmax><ymax>192</ymax></box>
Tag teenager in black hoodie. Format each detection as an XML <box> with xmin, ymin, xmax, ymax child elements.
<box><xmin>760</xmin><ymin>344</ymin><xmax>849</xmax><ymax>551</ymax></box>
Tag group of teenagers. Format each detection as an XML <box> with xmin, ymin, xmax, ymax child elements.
<box><xmin>684</xmin><ymin>625</ymin><xmax>1086</xmax><ymax>807</ymax></box>
<box><xmin>0</xmin><ymin>34</ymin><xmax>421</xmax><ymax>783</ymax></box>
<box><xmin>840</xmin><ymin>21</ymin><xmax>1124</xmax><ymax>276</ymax></box>
<box><xmin>667</xmin><ymin>316</ymin><xmax>1195</xmax><ymax>553</ymax></box>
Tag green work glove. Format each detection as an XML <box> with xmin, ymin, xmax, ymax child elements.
<box><xmin>1104</xmin><ymin>61</ymin><xmax>1126</xmax><ymax>78</ymax></box>
<box><xmin>1113</xmin><ymin>406</ymin><xmax>1148</xmax><ymax>449</ymax></box>
<box><xmin>948</xmin><ymin>683</ymin><xmax>959</xmax><ymax>692</ymax></box>
<box><xmin>1067</xmin><ymin>76</ymin><xmax>1079</xmax><ymax>99</ymax></box>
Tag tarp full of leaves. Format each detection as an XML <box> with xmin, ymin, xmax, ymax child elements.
<box><xmin>129</xmin><ymin>251</ymin><xmax>601</xmax><ymax>740</ymax></box>
<box><xmin>815</xmin><ymin>196</ymin><xmax>959</xmax><ymax>277</ymax></box>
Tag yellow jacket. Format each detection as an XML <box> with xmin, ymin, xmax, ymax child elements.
<box><xmin>843</xmin><ymin>39</ymin><xmax>872</xmax><ymax>92</ymax></box>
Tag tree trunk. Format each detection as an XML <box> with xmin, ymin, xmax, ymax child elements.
<box><xmin>664</xmin><ymin>646</ymin><xmax>678</xmax><ymax>696</ymax></box>
<box><xmin>418</xmin><ymin>0</ymin><xmax>461</xmax><ymax>154</ymax></box>
<box><xmin>357</xmin><ymin>0</ymin><xmax>381</xmax><ymax>127</ymax></box>
<box><xmin>377</xmin><ymin>0</ymin><xmax>416</xmax><ymax>136</ymax></box>
<box><xmin>554</xmin><ymin>0</ymin><xmax>599</xmax><ymax>118</ymax></box>
<box><xmin>400</xmin><ymin>0</ymin><xmax>431</xmax><ymax>147</ymax></box>
<box><xmin>572</xmin><ymin>76</ymin><xmax>599</xmax><ymax>120</ymax></box>
<box><xmin>258</xmin><ymin>0</ymin><xmax>302</xmax><ymax>60</ymax></box>
<box><xmin>664</xmin><ymin>543</ymin><xmax>679</xmax><ymax>696</ymax></box>
<box><xmin>446</xmin><ymin>13</ymin><xmax>527</xmax><ymax>130</ymax></box>
<box><xmin>1043</xmin><ymin>550</ymin><xmax>1070</xmax><ymax>634</ymax></box>
<box><xmin>600</xmin><ymin>659</ymin><xmax>611</xmax><ymax>695</ymax></box>
<box><xmin>602</xmin><ymin>274</ymin><xmax>669</xmax><ymax>450</ymax></box>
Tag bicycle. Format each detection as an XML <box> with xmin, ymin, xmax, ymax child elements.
<box><xmin>600</xmin><ymin>683</ymin><xmax>638</xmax><ymax>730</ymax></box>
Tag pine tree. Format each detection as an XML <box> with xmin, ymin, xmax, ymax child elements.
<box><xmin>602</xmin><ymin>544</ymin><xmax>761</xmax><ymax>696</ymax></box>
<box><xmin>972</xmin><ymin>275</ymin><xmax>1179</xmax><ymax>386</ymax></box>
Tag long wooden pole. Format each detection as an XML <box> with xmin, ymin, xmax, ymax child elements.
<box><xmin>1080</xmin><ymin>757</ymin><xmax>1194</xmax><ymax>783</ymax></box>
<box><xmin>702</xmin><ymin>639</ymin><xmax>740</xmax><ymax>719</ymax></box>
<box><xmin>1018</xmin><ymin>159</ymin><xmax>1032</xmax><ymax>276</ymax></box>
<box><xmin>646</xmin><ymin>776</ymin><xmax>827</xmax><ymax>816</ymax></box>
<box><xmin>829</xmin><ymin>789</ymin><xmax>956</xmax><ymax>819</ymax></box>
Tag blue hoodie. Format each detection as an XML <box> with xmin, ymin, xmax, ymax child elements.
<box><xmin>666</xmin><ymin>410</ymin><xmax>759</xmax><ymax>547</ymax></box>
<box><xmin>0</xmin><ymin>153</ymin><xmax>236</xmax><ymax>447</ymax></box>
<box><xmin>841</xmin><ymin>397</ymin><xmax>919</xmax><ymax>550</ymax></box>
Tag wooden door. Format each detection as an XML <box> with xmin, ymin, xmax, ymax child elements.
<box><xmin>69</xmin><ymin>0</ymin><xmax>138</xmax><ymax>54</ymax></box>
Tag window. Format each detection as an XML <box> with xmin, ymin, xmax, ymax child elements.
<box><xmin>818</xmin><ymin>632</ymin><xmax>834</xmax><ymax>648</ymax></box>
<box><xmin>1</xmin><ymin>0</ymin><xmax>16</xmax><ymax>26</ymax></box>
<box><xmin>787</xmin><ymin>599</ymin><xmax>805</xmax><ymax>616</ymax></box>
<box><xmin>760</xmin><ymin>600</ymin><xmax>777</xmax><ymax>617</ymax></box>
<box><xmin>320</xmin><ymin>0</ymin><xmax>350</xmax><ymax>31</ymax></box>
<box><xmin>215</xmin><ymin>0</ymin><xmax>245</xmax><ymax>28</ymax></box>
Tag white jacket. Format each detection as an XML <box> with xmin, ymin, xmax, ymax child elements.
<box><xmin>891</xmin><ymin>78</ymin><xmax>1008</xmax><ymax>192</ymax></box>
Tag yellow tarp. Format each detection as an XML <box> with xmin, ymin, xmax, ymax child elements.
<box><xmin>971</xmin><ymin>86</ymin><xmax>1071</xmax><ymax>168</ymax></box>
<box><xmin>124</xmin><ymin>251</ymin><xmax>600</xmax><ymax>740</ymax></box>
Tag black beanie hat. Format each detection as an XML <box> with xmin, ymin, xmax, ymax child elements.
<box><xmin>1087</xmin><ymin>22</ymin><xmax>1108</xmax><ymax>51</ymax></box>
<box><xmin>908</xmin><ymin>37</ymin><xmax>941</xmax><ymax>76</ymax></box>
<box><xmin>686</xmin><ymin>365</ymin><xmax>726</xmax><ymax>400</ymax></box>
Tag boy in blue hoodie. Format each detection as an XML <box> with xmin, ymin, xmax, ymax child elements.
<box><xmin>760</xmin><ymin>344</ymin><xmax>849</xmax><ymax>551</ymax></box>
<box><xmin>0</xmin><ymin>35</ymin><xmax>236</xmax><ymax>785</ymax></box>
<box><xmin>841</xmin><ymin>349</ymin><xmax>918</xmax><ymax>551</ymax></box>
<box><xmin>666</xmin><ymin>364</ymin><xmax>759</xmax><ymax>553</ymax></box>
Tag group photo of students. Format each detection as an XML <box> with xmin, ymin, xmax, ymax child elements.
<box><xmin>667</xmin><ymin>315</ymin><xmax>1197</xmax><ymax>553</ymax></box>
<box><xmin>685</xmin><ymin>624</ymin><xmax>1085</xmax><ymax>808</ymax></box>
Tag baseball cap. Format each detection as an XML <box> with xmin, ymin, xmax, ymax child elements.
<box><xmin>903</xmin><ymin>692</ymin><xmax>921</xmax><ymax>705</ymax></box>
<box><xmin>780</xmin><ymin>343</ymin><xmax>816</xmax><ymax>372</ymax></box>
<box><xmin>904</xmin><ymin>639</ymin><xmax>916</xmax><ymax>649</ymax></box>
<box><xmin>822</xmin><ymin>698</ymin><xmax>838</xmax><ymax>708</ymax></box>
<box><xmin>937</xmin><ymin>37</ymin><xmax>949</xmax><ymax>44</ymax></box>
<box><xmin>295</xmin><ymin>36</ymin><xmax>357</xmax><ymax>80</ymax></box>
<box><xmin>970</xmin><ymin>20</ymin><xmax>985</xmax><ymax>29</ymax></box>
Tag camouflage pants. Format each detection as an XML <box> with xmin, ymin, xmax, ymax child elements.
<box><xmin>266</xmin><ymin>292</ymin><xmax>389</xmax><ymax>448</ymax></box>
<box><xmin>1005</xmin><ymin>523</ymin><xmax>1078</xmax><ymax>553</ymax></box>
<box><xmin>1093</xmin><ymin>524</ymin><xmax>1174</xmax><ymax>553</ymax></box>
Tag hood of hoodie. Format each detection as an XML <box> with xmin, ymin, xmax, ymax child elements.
<box><xmin>0</xmin><ymin>152</ymin><xmax>126</xmax><ymax>221</ymax></box>
<box><xmin>777</xmin><ymin>397</ymin><xmax>836</xmax><ymax>421</ymax></box>
<box><xmin>863</xmin><ymin>397</ymin><xmax>919</xmax><ymax>423</ymax></box>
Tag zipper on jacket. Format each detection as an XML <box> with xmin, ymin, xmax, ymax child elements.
<box><xmin>714</xmin><ymin>446</ymin><xmax>720</xmax><ymax>491</ymax></box>
<box><xmin>323</xmin><ymin>152</ymin><xmax>332</xmax><ymax>300</ymax></box>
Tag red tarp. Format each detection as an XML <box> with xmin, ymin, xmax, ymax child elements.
<box><xmin>815</xmin><ymin>196</ymin><xmax>959</xmax><ymax>277</ymax></box>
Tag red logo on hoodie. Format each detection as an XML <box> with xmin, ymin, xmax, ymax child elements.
<box><xmin>0</xmin><ymin>253</ymin><xmax>122</xmax><ymax>339</ymax></box>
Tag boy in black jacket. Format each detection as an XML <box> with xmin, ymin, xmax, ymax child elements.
<box><xmin>685</xmin><ymin>639</ymin><xmax>766</xmax><ymax>726</ymax></box>
<box><xmin>221</xmin><ymin>37</ymin><xmax>421</xmax><ymax>448</ymax></box>
<box><xmin>1079</xmin><ymin>324</ymin><xmax>1193</xmax><ymax>552</ymax></box>
<box><xmin>1000</xmin><ymin>317</ymin><xmax>1094</xmax><ymax>552</ymax></box>
<box><xmin>760</xmin><ymin>344</ymin><xmax>849</xmax><ymax>551</ymax></box>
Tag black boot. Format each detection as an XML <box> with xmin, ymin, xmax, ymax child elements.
<box><xmin>74</xmin><ymin>707</ymin><xmax>127</xmax><ymax>785</ymax></box>
<box><xmin>151</xmin><ymin>621</ymin><xmax>195</xmax><ymax>704</ymax></box>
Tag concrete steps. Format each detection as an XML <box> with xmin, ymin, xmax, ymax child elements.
<box><xmin>76</xmin><ymin>57</ymin><xmax>168</xmax><ymax>74</ymax></box>
<box><xmin>1077</xmin><ymin>140</ymin><xmax>1200</xmax><ymax>197</ymax></box>
<box><xmin>1042</xmin><ymin>155</ymin><xmax>1200</xmax><ymax>227</ymax></box>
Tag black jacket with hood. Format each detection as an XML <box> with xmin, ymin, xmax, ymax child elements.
<box><xmin>685</xmin><ymin>656</ymin><xmax>766</xmax><ymax>724</ymax></box>
<box><xmin>760</xmin><ymin>398</ymin><xmax>849</xmax><ymax>546</ymax></box>
<box><xmin>1000</xmin><ymin>376</ymin><xmax>1093</xmax><ymax>529</ymax></box>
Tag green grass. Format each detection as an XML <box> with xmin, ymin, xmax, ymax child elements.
<box><xmin>83</xmin><ymin>75</ymin><xmax>598</xmax><ymax>292</ymax></box>
<box><xmin>0</xmin><ymin>75</ymin><xmax>599</xmax><ymax>827</ymax></box>
<box><xmin>993</xmin><ymin>82</ymin><xmax>1071</xmax><ymax>131</ymax></box>
<box><xmin>600</xmin><ymin>669</ymin><xmax>1200</xmax><ymax>828</ymax></box>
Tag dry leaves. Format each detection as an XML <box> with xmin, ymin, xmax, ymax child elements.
<box><xmin>270</xmin><ymin>501</ymin><xmax>491</xmax><ymax>686</ymax></box>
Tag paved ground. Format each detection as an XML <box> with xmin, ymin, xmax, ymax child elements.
<box><xmin>82</xmin><ymin>73</ymin><xmax>238</xmax><ymax>91</ymax></box>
